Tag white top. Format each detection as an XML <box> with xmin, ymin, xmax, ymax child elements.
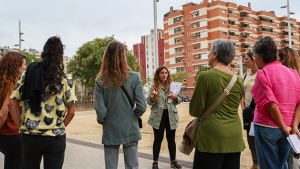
<box><xmin>243</xmin><ymin>72</ymin><xmax>257</xmax><ymax>107</ymax></box>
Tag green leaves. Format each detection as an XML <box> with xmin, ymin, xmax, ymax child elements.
<box><xmin>67</xmin><ymin>35</ymin><xmax>143</xmax><ymax>90</ymax></box>
<box><xmin>171</xmin><ymin>72</ymin><xmax>189</xmax><ymax>83</ymax></box>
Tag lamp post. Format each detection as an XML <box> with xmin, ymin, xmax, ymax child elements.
<box><xmin>14</xmin><ymin>21</ymin><xmax>24</xmax><ymax>50</ymax></box>
<box><xmin>153</xmin><ymin>0</ymin><xmax>159</xmax><ymax>69</ymax></box>
<box><xmin>281</xmin><ymin>0</ymin><xmax>295</xmax><ymax>48</ymax></box>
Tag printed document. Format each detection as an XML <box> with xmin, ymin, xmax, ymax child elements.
<box><xmin>168</xmin><ymin>82</ymin><xmax>182</xmax><ymax>103</ymax></box>
<box><xmin>287</xmin><ymin>135</ymin><xmax>300</xmax><ymax>154</ymax></box>
<box><xmin>249</xmin><ymin>122</ymin><xmax>255</xmax><ymax>136</ymax></box>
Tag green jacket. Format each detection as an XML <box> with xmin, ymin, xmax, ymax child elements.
<box><xmin>147</xmin><ymin>85</ymin><xmax>182</xmax><ymax>130</ymax></box>
<box><xmin>94</xmin><ymin>72</ymin><xmax>147</xmax><ymax>145</ymax></box>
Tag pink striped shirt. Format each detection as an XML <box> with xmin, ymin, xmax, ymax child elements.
<box><xmin>251</xmin><ymin>61</ymin><xmax>300</xmax><ymax>127</ymax></box>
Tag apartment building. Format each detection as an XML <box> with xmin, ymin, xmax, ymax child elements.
<box><xmin>0</xmin><ymin>46</ymin><xmax>41</xmax><ymax>58</ymax></box>
<box><xmin>164</xmin><ymin>0</ymin><xmax>300</xmax><ymax>98</ymax></box>
<box><xmin>133</xmin><ymin>29</ymin><xmax>165</xmax><ymax>81</ymax></box>
<box><xmin>63</xmin><ymin>56</ymin><xmax>74</xmax><ymax>73</ymax></box>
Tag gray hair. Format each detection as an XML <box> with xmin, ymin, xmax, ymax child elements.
<box><xmin>211</xmin><ymin>39</ymin><xmax>236</xmax><ymax>65</ymax></box>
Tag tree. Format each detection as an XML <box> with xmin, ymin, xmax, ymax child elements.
<box><xmin>18</xmin><ymin>50</ymin><xmax>42</xmax><ymax>67</ymax></box>
<box><xmin>67</xmin><ymin>35</ymin><xmax>143</xmax><ymax>92</ymax></box>
<box><xmin>237</xmin><ymin>63</ymin><xmax>247</xmax><ymax>75</ymax></box>
<box><xmin>171</xmin><ymin>72</ymin><xmax>189</xmax><ymax>83</ymax></box>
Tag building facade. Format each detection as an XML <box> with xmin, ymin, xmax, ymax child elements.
<box><xmin>133</xmin><ymin>29</ymin><xmax>165</xmax><ymax>81</ymax></box>
<box><xmin>0</xmin><ymin>46</ymin><xmax>41</xmax><ymax>58</ymax></box>
<box><xmin>63</xmin><ymin>56</ymin><xmax>74</xmax><ymax>73</ymax></box>
<box><xmin>164</xmin><ymin>0</ymin><xmax>300</xmax><ymax>98</ymax></box>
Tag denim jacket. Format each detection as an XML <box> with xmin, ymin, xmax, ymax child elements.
<box><xmin>147</xmin><ymin>85</ymin><xmax>182</xmax><ymax>130</ymax></box>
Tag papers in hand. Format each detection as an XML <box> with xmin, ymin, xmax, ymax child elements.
<box><xmin>249</xmin><ymin>122</ymin><xmax>255</xmax><ymax>136</ymax></box>
<box><xmin>287</xmin><ymin>135</ymin><xmax>300</xmax><ymax>154</ymax></box>
<box><xmin>168</xmin><ymin>82</ymin><xmax>182</xmax><ymax>103</ymax></box>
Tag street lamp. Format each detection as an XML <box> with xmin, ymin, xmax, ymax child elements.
<box><xmin>153</xmin><ymin>0</ymin><xmax>159</xmax><ymax>69</ymax></box>
<box><xmin>281</xmin><ymin>0</ymin><xmax>295</xmax><ymax>48</ymax></box>
<box><xmin>14</xmin><ymin>21</ymin><xmax>24</xmax><ymax>50</ymax></box>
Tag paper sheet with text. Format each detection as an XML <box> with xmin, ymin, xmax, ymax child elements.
<box><xmin>168</xmin><ymin>82</ymin><xmax>182</xmax><ymax>103</ymax></box>
<box><xmin>287</xmin><ymin>135</ymin><xmax>300</xmax><ymax>154</ymax></box>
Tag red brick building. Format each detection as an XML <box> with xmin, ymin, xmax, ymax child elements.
<box><xmin>133</xmin><ymin>29</ymin><xmax>165</xmax><ymax>81</ymax></box>
<box><xmin>164</xmin><ymin>0</ymin><xmax>300</xmax><ymax>98</ymax></box>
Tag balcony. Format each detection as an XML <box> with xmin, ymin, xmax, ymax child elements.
<box><xmin>228</xmin><ymin>25</ymin><xmax>239</xmax><ymax>32</ymax></box>
<box><xmin>170</xmin><ymin>51</ymin><xmax>185</xmax><ymax>58</ymax></box>
<box><xmin>171</xmin><ymin>62</ymin><xmax>186</xmax><ymax>67</ymax></box>
<box><xmin>191</xmin><ymin>26</ymin><xmax>207</xmax><ymax>34</ymax></box>
<box><xmin>190</xmin><ymin>15</ymin><xmax>207</xmax><ymax>24</ymax></box>
<box><xmin>169</xmin><ymin>42</ymin><xmax>184</xmax><ymax>48</ymax></box>
<box><xmin>192</xmin><ymin>48</ymin><xmax>208</xmax><ymax>55</ymax></box>
<box><xmin>281</xmin><ymin>35</ymin><xmax>298</xmax><ymax>41</ymax></box>
<box><xmin>191</xmin><ymin>37</ymin><xmax>207</xmax><ymax>45</ymax></box>
<box><xmin>240</xmin><ymin>27</ymin><xmax>253</xmax><ymax>33</ymax></box>
<box><xmin>239</xmin><ymin>17</ymin><xmax>252</xmax><ymax>24</ymax></box>
<box><xmin>169</xmin><ymin>31</ymin><xmax>184</xmax><ymax>38</ymax></box>
<box><xmin>258</xmin><ymin>31</ymin><xmax>277</xmax><ymax>38</ymax></box>
<box><xmin>241</xmin><ymin>48</ymin><xmax>251</xmax><ymax>53</ymax></box>
<box><xmin>228</xmin><ymin>35</ymin><xmax>239</xmax><ymax>42</ymax></box>
<box><xmin>258</xmin><ymin>21</ymin><xmax>276</xmax><ymax>28</ymax></box>
<box><xmin>228</xmin><ymin>13</ymin><xmax>239</xmax><ymax>20</ymax></box>
<box><xmin>168</xmin><ymin>21</ymin><xmax>184</xmax><ymax>29</ymax></box>
<box><xmin>240</xmin><ymin>38</ymin><xmax>253</xmax><ymax>45</ymax></box>
<box><xmin>192</xmin><ymin>59</ymin><xmax>208</xmax><ymax>66</ymax></box>
<box><xmin>291</xmin><ymin>28</ymin><xmax>298</xmax><ymax>33</ymax></box>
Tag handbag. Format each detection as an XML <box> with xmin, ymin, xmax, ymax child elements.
<box><xmin>178</xmin><ymin>139</ymin><xmax>194</xmax><ymax>155</ymax></box>
<box><xmin>186</xmin><ymin>73</ymin><xmax>237</xmax><ymax>142</ymax></box>
<box><xmin>120</xmin><ymin>86</ymin><xmax>143</xmax><ymax>128</ymax></box>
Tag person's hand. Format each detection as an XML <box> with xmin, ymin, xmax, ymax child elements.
<box><xmin>282</xmin><ymin>126</ymin><xmax>292</xmax><ymax>137</ymax></box>
<box><xmin>151</xmin><ymin>87</ymin><xmax>158</xmax><ymax>96</ymax></box>
<box><xmin>291</xmin><ymin>127</ymin><xmax>300</xmax><ymax>139</ymax></box>
<box><xmin>167</xmin><ymin>91</ymin><xmax>176</xmax><ymax>100</ymax></box>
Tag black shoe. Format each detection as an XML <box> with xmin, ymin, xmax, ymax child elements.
<box><xmin>152</xmin><ymin>162</ymin><xmax>159</xmax><ymax>169</ymax></box>
<box><xmin>170</xmin><ymin>161</ymin><xmax>182</xmax><ymax>169</ymax></box>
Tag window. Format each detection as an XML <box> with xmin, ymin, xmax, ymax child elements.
<box><xmin>147</xmin><ymin>58</ymin><xmax>148</xmax><ymax>62</ymax></box>
<box><xmin>222</xmin><ymin>21</ymin><xmax>226</xmax><ymax>24</ymax></box>
<box><xmin>180</xmin><ymin>88</ymin><xmax>188</xmax><ymax>93</ymax></box>
<box><xmin>195</xmin><ymin>66</ymin><xmax>198</xmax><ymax>71</ymax></box>
<box><xmin>183</xmin><ymin>78</ymin><xmax>186</xmax><ymax>83</ymax></box>
<box><xmin>278</xmin><ymin>42</ymin><xmax>280</xmax><ymax>45</ymax></box>
<box><xmin>255</xmin><ymin>38</ymin><xmax>257</xmax><ymax>41</ymax></box>
<box><xmin>277</xmin><ymin>23</ymin><xmax>280</xmax><ymax>27</ymax></box>
<box><xmin>236</xmin><ymin>45</ymin><xmax>239</xmax><ymax>48</ymax></box>
<box><xmin>254</xmin><ymin>18</ymin><xmax>257</xmax><ymax>21</ymax></box>
<box><xmin>254</xmin><ymin>28</ymin><xmax>257</xmax><ymax>31</ymax></box>
<box><xmin>147</xmin><ymin>64</ymin><xmax>149</xmax><ymax>68</ymax></box>
<box><xmin>147</xmin><ymin>51</ymin><xmax>148</xmax><ymax>55</ymax></box>
<box><xmin>187</xmin><ymin>30</ymin><xmax>188</xmax><ymax>35</ymax></box>
<box><xmin>151</xmin><ymin>38</ymin><xmax>153</xmax><ymax>41</ymax></box>
<box><xmin>222</xmin><ymin>9</ymin><xmax>226</xmax><ymax>14</ymax></box>
<box><xmin>223</xmin><ymin>32</ymin><xmax>227</xmax><ymax>36</ymax></box>
<box><xmin>278</xmin><ymin>33</ymin><xmax>280</xmax><ymax>36</ymax></box>
<box><xmin>153</xmin><ymin>66</ymin><xmax>154</xmax><ymax>69</ymax></box>
<box><xmin>146</xmin><ymin>45</ymin><xmax>148</xmax><ymax>49</ymax></box>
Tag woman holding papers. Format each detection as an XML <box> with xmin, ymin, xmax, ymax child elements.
<box><xmin>250</xmin><ymin>37</ymin><xmax>300</xmax><ymax>169</ymax></box>
<box><xmin>147</xmin><ymin>66</ymin><xmax>182</xmax><ymax>169</ymax></box>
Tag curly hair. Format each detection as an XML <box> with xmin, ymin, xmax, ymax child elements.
<box><xmin>98</xmin><ymin>41</ymin><xmax>132</xmax><ymax>89</ymax></box>
<box><xmin>0</xmin><ymin>52</ymin><xmax>26</xmax><ymax>103</ymax></box>
<box><xmin>41</xmin><ymin>36</ymin><xmax>64</xmax><ymax>96</ymax></box>
<box><xmin>252</xmin><ymin>36</ymin><xmax>277</xmax><ymax>64</ymax></box>
<box><xmin>278</xmin><ymin>47</ymin><xmax>300</xmax><ymax>75</ymax></box>
<box><xmin>152</xmin><ymin>66</ymin><xmax>172</xmax><ymax>93</ymax></box>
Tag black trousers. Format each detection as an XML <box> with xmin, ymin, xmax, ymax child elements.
<box><xmin>193</xmin><ymin>149</ymin><xmax>241</xmax><ymax>169</ymax></box>
<box><xmin>22</xmin><ymin>134</ymin><xmax>66</xmax><ymax>169</ymax></box>
<box><xmin>153</xmin><ymin>109</ymin><xmax>176</xmax><ymax>161</ymax></box>
<box><xmin>0</xmin><ymin>134</ymin><xmax>22</xmax><ymax>169</ymax></box>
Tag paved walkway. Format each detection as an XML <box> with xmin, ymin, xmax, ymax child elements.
<box><xmin>0</xmin><ymin>137</ymin><xmax>193</xmax><ymax>169</ymax></box>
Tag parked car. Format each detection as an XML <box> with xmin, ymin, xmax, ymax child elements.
<box><xmin>181</xmin><ymin>95</ymin><xmax>189</xmax><ymax>102</ymax></box>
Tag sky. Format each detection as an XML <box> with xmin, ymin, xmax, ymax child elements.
<box><xmin>0</xmin><ymin>0</ymin><xmax>300</xmax><ymax>58</ymax></box>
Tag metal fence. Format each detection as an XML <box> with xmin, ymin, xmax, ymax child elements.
<box><xmin>75</xmin><ymin>101</ymin><xmax>94</xmax><ymax>110</ymax></box>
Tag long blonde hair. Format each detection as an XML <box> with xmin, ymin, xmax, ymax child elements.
<box><xmin>152</xmin><ymin>66</ymin><xmax>172</xmax><ymax>93</ymax></box>
<box><xmin>97</xmin><ymin>41</ymin><xmax>131</xmax><ymax>89</ymax></box>
<box><xmin>278</xmin><ymin>47</ymin><xmax>300</xmax><ymax>76</ymax></box>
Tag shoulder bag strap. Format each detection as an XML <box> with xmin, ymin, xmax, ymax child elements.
<box><xmin>120</xmin><ymin>86</ymin><xmax>134</xmax><ymax>109</ymax></box>
<box><xmin>199</xmin><ymin>73</ymin><xmax>237</xmax><ymax>122</ymax></box>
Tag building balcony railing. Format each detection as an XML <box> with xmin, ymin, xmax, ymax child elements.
<box><xmin>191</xmin><ymin>59</ymin><xmax>208</xmax><ymax>66</ymax></box>
<box><xmin>258</xmin><ymin>21</ymin><xmax>276</xmax><ymax>28</ymax></box>
<box><xmin>169</xmin><ymin>52</ymin><xmax>185</xmax><ymax>58</ymax></box>
<box><xmin>228</xmin><ymin>25</ymin><xmax>239</xmax><ymax>31</ymax></box>
<box><xmin>258</xmin><ymin>31</ymin><xmax>277</xmax><ymax>37</ymax></box>
<box><xmin>228</xmin><ymin>35</ymin><xmax>239</xmax><ymax>42</ymax></box>
<box><xmin>169</xmin><ymin>32</ymin><xmax>184</xmax><ymax>38</ymax></box>
<box><xmin>171</xmin><ymin>62</ymin><xmax>186</xmax><ymax>67</ymax></box>
<box><xmin>240</xmin><ymin>48</ymin><xmax>251</xmax><ymax>53</ymax></box>
<box><xmin>168</xmin><ymin>21</ymin><xmax>184</xmax><ymax>29</ymax></box>
<box><xmin>191</xmin><ymin>48</ymin><xmax>208</xmax><ymax>55</ymax></box>
<box><xmin>281</xmin><ymin>35</ymin><xmax>298</xmax><ymax>41</ymax></box>
<box><xmin>240</xmin><ymin>27</ymin><xmax>253</xmax><ymax>33</ymax></box>
<box><xmin>228</xmin><ymin>13</ymin><xmax>239</xmax><ymax>20</ymax></box>
<box><xmin>239</xmin><ymin>17</ymin><xmax>252</xmax><ymax>23</ymax></box>
<box><xmin>240</xmin><ymin>38</ymin><xmax>253</xmax><ymax>44</ymax></box>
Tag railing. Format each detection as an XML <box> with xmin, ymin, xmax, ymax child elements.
<box><xmin>174</xmin><ymin>30</ymin><xmax>184</xmax><ymax>34</ymax></box>
<box><xmin>175</xmin><ymin>51</ymin><xmax>185</xmax><ymax>54</ymax></box>
<box><xmin>173</xmin><ymin>20</ymin><xmax>184</xmax><ymax>24</ymax></box>
<box><xmin>75</xmin><ymin>101</ymin><xmax>95</xmax><ymax>110</ymax></box>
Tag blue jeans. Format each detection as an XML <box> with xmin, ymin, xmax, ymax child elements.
<box><xmin>254</xmin><ymin>124</ymin><xmax>291</xmax><ymax>169</ymax></box>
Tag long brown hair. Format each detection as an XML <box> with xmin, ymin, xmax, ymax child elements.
<box><xmin>98</xmin><ymin>41</ymin><xmax>131</xmax><ymax>89</ymax></box>
<box><xmin>152</xmin><ymin>66</ymin><xmax>172</xmax><ymax>93</ymax></box>
<box><xmin>278</xmin><ymin>47</ymin><xmax>300</xmax><ymax>75</ymax></box>
<box><xmin>0</xmin><ymin>52</ymin><xmax>26</xmax><ymax>103</ymax></box>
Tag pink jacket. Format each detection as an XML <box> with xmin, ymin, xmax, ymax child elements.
<box><xmin>251</xmin><ymin>61</ymin><xmax>300</xmax><ymax>127</ymax></box>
